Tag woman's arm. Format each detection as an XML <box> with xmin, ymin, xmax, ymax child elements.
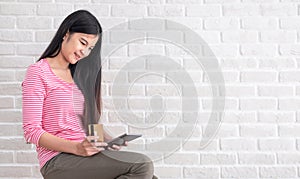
<box><xmin>38</xmin><ymin>132</ymin><xmax>106</xmax><ymax>156</ymax></box>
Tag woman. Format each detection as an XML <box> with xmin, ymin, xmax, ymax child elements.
<box><xmin>22</xmin><ymin>10</ymin><xmax>156</xmax><ymax>179</ymax></box>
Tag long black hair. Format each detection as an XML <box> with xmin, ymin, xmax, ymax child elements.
<box><xmin>38</xmin><ymin>10</ymin><xmax>103</xmax><ymax>134</ymax></box>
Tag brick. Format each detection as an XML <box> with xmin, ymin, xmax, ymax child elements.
<box><xmin>220</xmin><ymin>58</ymin><xmax>258</xmax><ymax>69</ymax></box>
<box><xmin>0</xmin><ymin>70</ymin><xmax>15</xmax><ymax>82</ymax></box>
<box><xmin>0</xmin><ymin>4</ymin><xmax>36</xmax><ymax>15</ymax></box>
<box><xmin>222</xmin><ymin>85</ymin><xmax>255</xmax><ymax>97</ymax></box>
<box><xmin>223</xmin><ymin>111</ymin><xmax>257</xmax><ymax>123</ymax></box>
<box><xmin>15</xmin><ymin>69</ymin><xmax>27</xmax><ymax>82</ymax></box>
<box><xmin>16</xmin><ymin>44</ymin><xmax>47</xmax><ymax>56</ymax></box>
<box><xmin>110</xmin><ymin>31</ymin><xmax>146</xmax><ymax>44</ymax></box>
<box><xmin>155</xmin><ymin>166</ymin><xmax>181</xmax><ymax>178</ymax></box>
<box><xmin>37</xmin><ymin>4</ymin><xmax>73</xmax><ymax>16</ymax></box>
<box><xmin>221</xmin><ymin>167</ymin><xmax>258</xmax><ymax>178</ymax></box>
<box><xmin>280</xmin><ymin>17</ymin><xmax>300</xmax><ymax>29</ymax></box>
<box><xmin>261</xmin><ymin>4</ymin><xmax>297</xmax><ymax>16</ymax></box>
<box><xmin>242</xmin><ymin>17</ymin><xmax>278</xmax><ymax>30</ymax></box>
<box><xmin>259</xmin><ymin>138</ymin><xmax>295</xmax><ymax>151</ymax></box>
<box><xmin>0</xmin><ymin>152</ymin><xmax>13</xmax><ymax>163</ymax></box>
<box><xmin>148</xmin><ymin>31</ymin><xmax>183</xmax><ymax>44</ymax></box>
<box><xmin>16</xmin><ymin>151</ymin><xmax>39</xmax><ymax>164</ymax></box>
<box><xmin>240</xmin><ymin>44</ymin><xmax>277</xmax><ymax>56</ymax></box>
<box><xmin>258</xmin><ymin>112</ymin><xmax>295</xmax><ymax>123</ymax></box>
<box><xmin>204</xmin><ymin>18</ymin><xmax>239</xmax><ymax>30</ymax></box>
<box><xmin>0</xmin><ymin>57</ymin><xmax>34</xmax><ymax>68</ymax></box>
<box><xmin>205</xmin><ymin>0</ymin><xmax>239</xmax><ymax>3</ymax></box>
<box><xmin>279</xmin><ymin>71</ymin><xmax>300</xmax><ymax>82</ymax></box>
<box><xmin>101</xmin><ymin>44</ymin><xmax>127</xmax><ymax>58</ymax></box>
<box><xmin>260</xmin><ymin>167</ymin><xmax>296</xmax><ymax>178</ymax></box>
<box><xmin>166</xmin><ymin>17</ymin><xmax>203</xmax><ymax>30</ymax></box>
<box><xmin>31</xmin><ymin>165</ymin><xmax>43</xmax><ymax>178</ymax></box>
<box><xmin>0</xmin><ymin>16</ymin><xmax>15</xmax><ymax>29</ymax></box>
<box><xmin>240</xmin><ymin>124</ymin><xmax>277</xmax><ymax>137</ymax></box>
<box><xmin>223</xmin><ymin>4</ymin><xmax>260</xmax><ymax>16</ymax></box>
<box><xmin>280</xmin><ymin>44</ymin><xmax>300</xmax><ymax>56</ymax></box>
<box><xmin>109</xmin><ymin>84</ymin><xmax>144</xmax><ymax>96</ymax></box>
<box><xmin>260</xmin><ymin>31</ymin><xmax>297</xmax><ymax>43</ymax></box>
<box><xmin>278</xmin><ymin>153</ymin><xmax>300</xmax><ymax>164</ymax></box>
<box><xmin>128</xmin><ymin>44</ymin><xmax>164</xmax><ymax>57</ymax></box>
<box><xmin>243</xmin><ymin>0</ymin><xmax>278</xmax><ymax>2</ymax></box>
<box><xmin>57</xmin><ymin>0</ymin><xmax>89</xmax><ymax>2</ymax></box>
<box><xmin>18</xmin><ymin>0</ymin><xmax>52</xmax><ymax>2</ymax></box>
<box><xmin>167</xmin><ymin>0</ymin><xmax>201</xmax><ymax>3</ymax></box>
<box><xmin>186</xmin><ymin>5</ymin><xmax>222</xmax><ymax>17</ymax></box>
<box><xmin>165</xmin><ymin>98</ymin><xmax>182</xmax><ymax>110</ymax></box>
<box><xmin>183</xmin><ymin>167</ymin><xmax>220</xmax><ymax>178</ymax></box>
<box><xmin>279</xmin><ymin>98</ymin><xmax>300</xmax><ymax>110</ymax></box>
<box><xmin>92</xmin><ymin>0</ymin><xmax>127</xmax><ymax>2</ymax></box>
<box><xmin>17</xmin><ymin>17</ymin><xmax>52</xmax><ymax>29</ymax></box>
<box><xmin>200</xmin><ymin>153</ymin><xmax>236</xmax><ymax>165</ymax></box>
<box><xmin>0</xmin><ymin>44</ymin><xmax>14</xmax><ymax>55</ymax></box>
<box><xmin>74</xmin><ymin>5</ymin><xmax>109</xmax><ymax>17</ymax></box>
<box><xmin>240</xmin><ymin>98</ymin><xmax>277</xmax><ymax>110</ymax></box>
<box><xmin>164</xmin><ymin>153</ymin><xmax>199</xmax><ymax>165</ymax></box>
<box><xmin>129</xmin><ymin>126</ymin><xmax>164</xmax><ymax>138</ymax></box>
<box><xmin>258</xmin><ymin>58</ymin><xmax>296</xmax><ymax>69</ymax></box>
<box><xmin>198</xmin><ymin>31</ymin><xmax>220</xmax><ymax>43</ymax></box>
<box><xmin>15</xmin><ymin>96</ymin><xmax>22</xmax><ymax>109</ymax></box>
<box><xmin>130</xmin><ymin>0</ymin><xmax>163</xmax><ymax>3</ymax></box>
<box><xmin>0</xmin><ymin>97</ymin><xmax>14</xmax><ymax>109</ymax></box>
<box><xmin>222</xmin><ymin>30</ymin><xmax>258</xmax><ymax>43</ymax></box>
<box><xmin>202</xmin><ymin>98</ymin><xmax>238</xmax><ymax>110</ymax></box>
<box><xmin>279</xmin><ymin>124</ymin><xmax>300</xmax><ymax>137</ymax></box>
<box><xmin>258</xmin><ymin>85</ymin><xmax>294</xmax><ymax>97</ymax></box>
<box><xmin>204</xmin><ymin>44</ymin><xmax>239</xmax><ymax>57</ymax></box>
<box><xmin>111</xmin><ymin>5</ymin><xmax>146</xmax><ymax>17</ymax></box>
<box><xmin>35</xmin><ymin>30</ymin><xmax>55</xmax><ymax>42</ymax></box>
<box><xmin>0</xmin><ymin>110</ymin><xmax>22</xmax><ymax>123</ymax></box>
<box><xmin>148</xmin><ymin>5</ymin><xmax>185</xmax><ymax>16</ymax></box>
<box><xmin>0</xmin><ymin>124</ymin><xmax>23</xmax><ymax>136</ymax></box>
<box><xmin>0</xmin><ymin>30</ymin><xmax>33</xmax><ymax>42</ymax></box>
<box><xmin>146</xmin><ymin>84</ymin><xmax>181</xmax><ymax>96</ymax></box>
<box><xmin>0</xmin><ymin>83</ymin><xmax>22</xmax><ymax>95</ymax></box>
<box><xmin>239</xmin><ymin>153</ymin><xmax>275</xmax><ymax>165</ymax></box>
<box><xmin>0</xmin><ymin>138</ymin><xmax>31</xmax><ymax>150</ymax></box>
<box><xmin>220</xmin><ymin>138</ymin><xmax>257</xmax><ymax>151</ymax></box>
<box><xmin>99</xmin><ymin>18</ymin><xmax>127</xmax><ymax>30</ymax></box>
<box><xmin>0</xmin><ymin>166</ymin><xmax>32</xmax><ymax>177</ymax></box>
<box><xmin>129</xmin><ymin>19</ymin><xmax>164</xmax><ymax>30</ymax></box>
<box><xmin>241</xmin><ymin>71</ymin><xmax>277</xmax><ymax>83</ymax></box>
<box><xmin>183</xmin><ymin>139</ymin><xmax>219</xmax><ymax>151</ymax></box>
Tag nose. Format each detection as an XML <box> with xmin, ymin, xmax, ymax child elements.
<box><xmin>80</xmin><ymin>49</ymin><xmax>85</xmax><ymax>56</ymax></box>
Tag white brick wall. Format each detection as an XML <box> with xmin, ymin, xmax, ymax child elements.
<box><xmin>1</xmin><ymin>1</ymin><xmax>300</xmax><ymax>179</ymax></box>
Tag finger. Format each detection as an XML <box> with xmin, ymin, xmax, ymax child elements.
<box><xmin>93</xmin><ymin>142</ymin><xmax>108</xmax><ymax>148</ymax></box>
<box><xmin>108</xmin><ymin>144</ymin><xmax>121</xmax><ymax>151</ymax></box>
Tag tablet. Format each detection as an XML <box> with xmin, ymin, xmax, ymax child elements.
<box><xmin>106</xmin><ymin>133</ymin><xmax>142</xmax><ymax>149</ymax></box>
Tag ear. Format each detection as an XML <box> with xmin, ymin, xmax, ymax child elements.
<box><xmin>63</xmin><ymin>31</ymin><xmax>70</xmax><ymax>41</ymax></box>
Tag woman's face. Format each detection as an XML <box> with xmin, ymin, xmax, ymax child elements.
<box><xmin>61</xmin><ymin>32</ymin><xmax>99</xmax><ymax>64</ymax></box>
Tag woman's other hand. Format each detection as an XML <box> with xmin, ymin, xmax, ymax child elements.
<box><xmin>75</xmin><ymin>137</ymin><xmax>107</xmax><ymax>157</ymax></box>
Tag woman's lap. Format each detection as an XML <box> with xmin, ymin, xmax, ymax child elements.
<box><xmin>41</xmin><ymin>150</ymin><xmax>155</xmax><ymax>179</ymax></box>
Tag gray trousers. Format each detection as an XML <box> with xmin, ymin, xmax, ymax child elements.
<box><xmin>40</xmin><ymin>150</ymin><xmax>157</xmax><ymax>179</ymax></box>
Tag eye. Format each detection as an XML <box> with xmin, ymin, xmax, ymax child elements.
<box><xmin>80</xmin><ymin>41</ymin><xmax>86</xmax><ymax>46</ymax></box>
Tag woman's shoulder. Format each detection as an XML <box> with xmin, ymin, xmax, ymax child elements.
<box><xmin>27</xmin><ymin>59</ymin><xmax>48</xmax><ymax>72</ymax></box>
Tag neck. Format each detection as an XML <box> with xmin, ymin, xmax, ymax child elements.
<box><xmin>49</xmin><ymin>53</ymin><xmax>69</xmax><ymax>70</ymax></box>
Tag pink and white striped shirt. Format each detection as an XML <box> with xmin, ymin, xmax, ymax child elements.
<box><xmin>22</xmin><ymin>59</ymin><xmax>86</xmax><ymax>168</ymax></box>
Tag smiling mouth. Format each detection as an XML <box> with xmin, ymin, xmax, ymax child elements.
<box><xmin>75</xmin><ymin>53</ymin><xmax>81</xmax><ymax>60</ymax></box>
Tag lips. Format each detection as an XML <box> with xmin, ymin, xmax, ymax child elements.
<box><xmin>74</xmin><ymin>52</ymin><xmax>81</xmax><ymax>60</ymax></box>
